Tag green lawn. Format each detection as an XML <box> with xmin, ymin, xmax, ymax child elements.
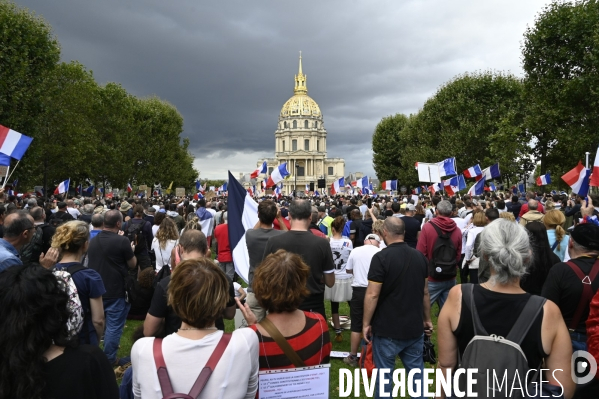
<box><xmin>119</xmin><ymin>300</ymin><xmax>441</xmax><ymax>398</ymax></box>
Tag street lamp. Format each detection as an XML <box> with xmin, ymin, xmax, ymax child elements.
<box><xmin>295</xmin><ymin>163</ymin><xmax>299</xmax><ymax>198</ymax></box>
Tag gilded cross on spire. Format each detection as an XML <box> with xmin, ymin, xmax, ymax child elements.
<box><xmin>294</xmin><ymin>51</ymin><xmax>307</xmax><ymax>95</ymax></box>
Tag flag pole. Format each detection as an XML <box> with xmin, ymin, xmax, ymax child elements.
<box><xmin>4</xmin><ymin>160</ymin><xmax>19</xmax><ymax>189</ymax></box>
<box><xmin>1</xmin><ymin>165</ymin><xmax>9</xmax><ymax>189</ymax></box>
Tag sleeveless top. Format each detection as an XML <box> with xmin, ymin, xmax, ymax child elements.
<box><xmin>453</xmin><ymin>284</ymin><xmax>547</xmax><ymax>369</ymax></box>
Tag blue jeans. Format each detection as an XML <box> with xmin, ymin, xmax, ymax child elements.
<box><xmin>428</xmin><ymin>279</ymin><xmax>456</xmax><ymax>310</ymax></box>
<box><xmin>119</xmin><ymin>366</ymin><xmax>134</xmax><ymax>399</ymax></box>
<box><xmin>103</xmin><ymin>297</ymin><xmax>130</xmax><ymax>364</ymax></box>
<box><xmin>571</xmin><ymin>332</ymin><xmax>588</xmax><ymax>352</ymax></box>
<box><xmin>372</xmin><ymin>334</ymin><xmax>425</xmax><ymax>399</ymax></box>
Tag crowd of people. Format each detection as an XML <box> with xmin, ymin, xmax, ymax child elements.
<box><xmin>0</xmin><ymin>187</ymin><xmax>598</xmax><ymax>398</ymax></box>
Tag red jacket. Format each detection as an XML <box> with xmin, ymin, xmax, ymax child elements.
<box><xmin>587</xmin><ymin>289</ymin><xmax>599</xmax><ymax>378</ymax></box>
<box><xmin>416</xmin><ymin>216</ymin><xmax>462</xmax><ymax>281</ymax></box>
<box><xmin>519</xmin><ymin>202</ymin><xmax>545</xmax><ymax>217</ymax></box>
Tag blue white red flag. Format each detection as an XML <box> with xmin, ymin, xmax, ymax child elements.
<box><xmin>266</xmin><ymin>163</ymin><xmax>290</xmax><ymax>187</ymax></box>
<box><xmin>54</xmin><ymin>179</ymin><xmax>70</xmax><ymax>195</ymax></box>
<box><xmin>127</xmin><ymin>182</ymin><xmax>133</xmax><ymax>193</ymax></box>
<box><xmin>536</xmin><ymin>173</ymin><xmax>551</xmax><ymax>186</ymax></box>
<box><xmin>0</xmin><ymin>124</ymin><xmax>33</xmax><ymax>160</ymax></box>
<box><xmin>331</xmin><ymin>177</ymin><xmax>344</xmax><ymax>195</ymax></box>
<box><xmin>227</xmin><ymin>171</ymin><xmax>258</xmax><ymax>283</ymax></box>
<box><xmin>251</xmin><ymin>161</ymin><xmax>267</xmax><ymax>179</ymax></box>
<box><xmin>463</xmin><ymin>164</ymin><xmax>482</xmax><ymax>179</ymax></box>
<box><xmin>381</xmin><ymin>180</ymin><xmax>397</xmax><ymax>191</ymax></box>
<box><xmin>468</xmin><ymin>177</ymin><xmax>486</xmax><ymax>196</ymax></box>
<box><xmin>437</xmin><ymin>157</ymin><xmax>457</xmax><ymax>177</ymax></box>
<box><xmin>477</xmin><ymin>163</ymin><xmax>501</xmax><ymax>181</ymax></box>
<box><xmin>562</xmin><ymin>162</ymin><xmax>591</xmax><ymax>196</ymax></box>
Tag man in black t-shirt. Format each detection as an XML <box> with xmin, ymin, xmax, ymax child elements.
<box><xmin>542</xmin><ymin>217</ymin><xmax>599</xmax><ymax>352</ymax></box>
<box><xmin>87</xmin><ymin>210</ymin><xmax>136</xmax><ymax>366</ymax></box>
<box><xmin>401</xmin><ymin>204</ymin><xmax>421</xmax><ymax>248</ymax></box>
<box><xmin>263</xmin><ymin>199</ymin><xmax>335</xmax><ymax>318</ymax></box>
<box><xmin>345</xmin><ymin>198</ymin><xmax>359</xmax><ymax>219</ymax></box>
<box><xmin>363</xmin><ymin>216</ymin><xmax>431</xmax><ymax>397</ymax></box>
<box><xmin>143</xmin><ymin>230</ymin><xmax>235</xmax><ymax>336</ymax></box>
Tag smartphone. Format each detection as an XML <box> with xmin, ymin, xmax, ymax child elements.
<box><xmin>367</xmin><ymin>198</ymin><xmax>372</xmax><ymax>208</ymax></box>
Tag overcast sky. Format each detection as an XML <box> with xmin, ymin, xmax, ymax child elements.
<box><xmin>16</xmin><ymin>0</ymin><xmax>549</xmax><ymax>179</ymax></box>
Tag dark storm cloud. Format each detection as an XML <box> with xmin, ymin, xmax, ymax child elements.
<box><xmin>16</xmin><ymin>0</ymin><xmax>547</xmax><ymax>178</ymax></box>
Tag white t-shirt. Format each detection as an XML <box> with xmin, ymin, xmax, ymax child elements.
<box><xmin>346</xmin><ymin>244</ymin><xmax>382</xmax><ymax>287</ymax></box>
<box><xmin>152</xmin><ymin>225</ymin><xmax>160</xmax><ymax>237</ymax></box>
<box><xmin>67</xmin><ymin>207</ymin><xmax>81</xmax><ymax>219</ymax></box>
<box><xmin>329</xmin><ymin>237</ymin><xmax>353</xmax><ymax>279</ymax></box>
<box><xmin>151</xmin><ymin>238</ymin><xmax>177</xmax><ymax>273</ymax></box>
<box><xmin>132</xmin><ymin>329</ymin><xmax>259</xmax><ymax>399</ymax></box>
<box><xmin>451</xmin><ymin>217</ymin><xmax>468</xmax><ymax>233</ymax></box>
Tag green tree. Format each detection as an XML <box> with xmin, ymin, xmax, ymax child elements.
<box><xmin>372</xmin><ymin>113</ymin><xmax>411</xmax><ymax>182</ymax></box>
<box><xmin>0</xmin><ymin>1</ymin><xmax>60</xmax><ymax>134</ymax></box>
<box><xmin>20</xmin><ymin>61</ymin><xmax>99</xmax><ymax>195</ymax></box>
<box><xmin>400</xmin><ymin>72</ymin><xmax>531</xmax><ymax>187</ymax></box>
<box><xmin>522</xmin><ymin>0</ymin><xmax>599</xmax><ymax>178</ymax></box>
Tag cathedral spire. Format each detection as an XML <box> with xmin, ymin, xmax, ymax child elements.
<box><xmin>294</xmin><ymin>52</ymin><xmax>307</xmax><ymax>95</ymax></box>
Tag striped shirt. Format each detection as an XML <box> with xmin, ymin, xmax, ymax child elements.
<box><xmin>249</xmin><ymin>311</ymin><xmax>331</xmax><ymax>370</ymax></box>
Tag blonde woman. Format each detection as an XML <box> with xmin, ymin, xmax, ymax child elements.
<box><xmin>544</xmin><ymin>209</ymin><xmax>570</xmax><ymax>261</ymax></box>
<box><xmin>151</xmin><ymin>218</ymin><xmax>179</xmax><ymax>273</ymax></box>
<box><xmin>52</xmin><ymin>220</ymin><xmax>106</xmax><ymax>345</ymax></box>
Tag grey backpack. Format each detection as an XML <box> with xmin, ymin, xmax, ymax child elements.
<box><xmin>458</xmin><ymin>284</ymin><xmax>546</xmax><ymax>398</ymax></box>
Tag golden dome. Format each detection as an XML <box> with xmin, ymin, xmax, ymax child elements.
<box><xmin>280</xmin><ymin>94</ymin><xmax>321</xmax><ymax>118</ymax></box>
<box><xmin>279</xmin><ymin>53</ymin><xmax>322</xmax><ymax>118</ymax></box>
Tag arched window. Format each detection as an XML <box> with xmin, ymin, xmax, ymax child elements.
<box><xmin>284</xmin><ymin>122</ymin><xmax>287</xmax><ymax>128</ymax></box>
<box><xmin>317</xmin><ymin>140</ymin><xmax>320</xmax><ymax>152</ymax></box>
<box><xmin>304</xmin><ymin>120</ymin><xmax>309</xmax><ymax>129</ymax></box>
<box><xmin>282</xmin><ymin>140</ymin><xmax>285</xmax><ymax>151</ymax></box>
<box><xmin>314</xmin><ymin>121</ymin><xmax>318</xmax><ymax>128</ymax></box>
<box><xmin>293</xmin><ymin>120</ymin><xmax>297</xmax><ymax>129</ymax></box>
<box><xmin>292</xmin><ymin>140</ymin><xmax>297</xmax><ymax>151</ymax></box>
<box><xmin>304</xmin><ymin>139</ymin><xmax>309</xmax><ymax>151</ymax></box>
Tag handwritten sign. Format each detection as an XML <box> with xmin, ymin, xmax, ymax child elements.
<box><xmin>175</xmin><ymin>188</ymin><xmax>185</xmax><ymax>197</ymax></box>
<box><xmin>259</xmin><ymin>364</ymin><xmax>329</xmax><ymax>399</ymax></box>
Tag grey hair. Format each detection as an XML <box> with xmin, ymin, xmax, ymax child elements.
<box><xmin>289</xmin><ymin>200</ymin><xmax>311</xmax><ymax>220</ymax></box>
<box><xmin>479</xmin><ymin>219</ymin><xmax>531</xmax><ymax>285</ymax></box>
<box><xmin>528</xmin><ymin>199</ymin><xmax>538</xmax><ymax>210</ymax></box>
<box><xmin>437</xmin><ymin>200</ymin><xmax>453</xmax><ymax>216</ymax></box>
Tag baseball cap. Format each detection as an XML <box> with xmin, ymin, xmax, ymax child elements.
<box><xmin>364</xmin><ymin>233</ymin><xmax>381</xmax><ymax>242</ymax></box>
<box><xmin>406</xmin><ymin>204</ymin><xmax>416</xmax><ymax>211</ymax></box>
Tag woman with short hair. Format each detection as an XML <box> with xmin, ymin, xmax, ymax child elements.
<box><xmin>237</xmin><ymin>249</ymin><xmax>331</xmax><ymax>371</ymax></box>
<box><xmin>132</xmin><ymin>258</ymin><xmax>258</xmax><ymax>398</ymax></box>
<box><xmin>437</xmin><ymin>219</ymin><xmax>574</xmax><ymax>398</ymax></box>
<box><xmin>0</xmin><ymin>265</ymin><xmax>118</xmax><ymax>399</ymax></box>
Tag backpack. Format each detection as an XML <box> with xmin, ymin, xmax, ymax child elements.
<box><xmin>153</xmin><ymin>265</ymin><xmax>171</xmax><ymax>287</ymax></box>
<box><xmin>125</xmin><ymin>220</ymin><xmax>148</xmax><ymax>254</ymax></box>
<box><xmin>19</xmin><ymin>225</ymin><xmax>44</xmax><ymax>263</ymax></box>
<box><xmin>52</xmin><ymin>269</ymin><xmax>84</xmax><ymax>340</ymax></box>
<box><xmin>428</xmin><ymin>223</ymin><xmax>458</xmax><ymax>279</ymax></box>
<box><xmin>458</xmin><ymin>284</ymin><xmax>546</xmax><ymax>398</ymax></box>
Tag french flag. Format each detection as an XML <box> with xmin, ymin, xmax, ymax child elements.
<box><xmin>562</xmin><ymin>161</ymin><xmax>591</xmax><ymax>196</ymax></box>
<box><xmin>0</xmin><ymin>125</ymin><xmax>33</xmax><ymax>160</ymax></box>
<box><xmin>591</xmin><ymin>147</ymin><xmax>599</xmax><ymax>187</ymax></box>
<box><xmin>314</xmin><ymin>190</ymin><xmax>320</xmax><ymax>197</ymax></box>
<box><xmin>76</xmin><ymin>184</ymin><xmax>82</xmax><ymax>194</ymax></box>
<box><xmin>266</xmin><ymin>163</ymin><xmax>290</xmax><ymax>187</ymax></box>
<box><xmin>251</xmin><ymin>161</ymin><xmax>267</xmax><ymax>179</ymax></box>
<box><xmin>428</xmin><ymin>183</ymin><xmax>441</xmax><ymax>195</ymax></box>
<box><xmin>85</xmin><ymin>185</ymin><xmax>94</xmax><ymax>195</ymax></box>
<box><xmin>261</xmin><ymin>180</ymin><xmax>266</xmax><ymax>191</ymax></box>
<box><xmin>331</xmin><ymin>177</ymin><xmax>344</xmax><ymax>195</ymax></box>
<box><xmin>476</xmin><ymin>163</ymin><xmax>501</xmax><ymax>181</ymax></box>
<box><xmin>356</xmin><ymin>176</ymin><xmax>369</xmax><ymax>189</ymax></box>
<box><xmin>227</xmin><ymin>171</ymin><xmax>259</xmax><ymax>283</ymax></box>
<box><xmin>305</xmin><ymin>184</ymin><xmax>309</xmax><ymax>194</ymax></box>
<box><xmin>536</xmin><ymin>173</ymin><xmax>551</xmax><ymax>186</ymax></box>
<box><xmin>54</xmin><ymin>179</ymin><xmax>70</xmax><ymax>195</ymax></box>
<box><xmin>247</xmin><ymin>186</ymin><xmax>254</xmax><ymax>196</ymax></box>
<box><xmin>195</xmin><ymin>180</ymin><xmax>201</xmax><ymax>191</ymax></box>
<box><xmin>274</xmin><ymin>183</ymin><xmax>282</xmax><ymax>197</ymax></box>
<box><xmin>217</xmin><ymin>183</ymin><xmax>228</xmax><ymax>193</ymax></box>
<box><xmin>381</xmin><ymin>180</ymin><xmax>397</xmax><ymax>191</ymax></box>
<box><xmin>463</xmin><ymin>164</ymin><xmax>482</xmax><ymax>179</ymax></box>
<box><xmin>127</xmin><ymin>182</ymin><xmax>133</xmax><ymax>193</ymax></box>
<box><xmin>468</xmin><ymin>177</ymin><xmax>486</xmax><ymax>196</ymax></box>
<box><xmin>362</xmin><ymin>183</ymin><xmax>373</xmax><ymax>195</ymax></box>
<box><xmin>484</xmin><ymin>182</ymin><xmax>496</xmax><ymax>192</ymax></box>
<box><xmin>413</xmin><ymin>187</ymin><xmax>421</xmax><ymax>195</ymax></box>
<box><xmin>444</xmin><ymin>175</ymin><xmax>465</xmax><ymax>196</ymax></box>
<box><xmin>437</xmin><ymin>157</ymin><xmax>457</xmax><ymax>177</ymax></box>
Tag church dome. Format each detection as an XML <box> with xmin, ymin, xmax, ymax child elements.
<box><xmin>279</xmin><ymin>53</ymin><xmax>322</xmax><ymax>119</ymax></box>
<box><xmin>280</xmin><ymin>94</ymin><xmax>321</xmax><ymax>118</ymax></box>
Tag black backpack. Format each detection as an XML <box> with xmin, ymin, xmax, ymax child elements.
<box><xmin>49</xmin><ymin>211</ymin><xmax>71</xmax><ymax>228</ymax></box>
<box><xmin>19</xmin><ymin>225</ymin><xmax>45</xmax><ymax>263</ymax></box>
<box><xmin>458</xmin><ymin>284</ymin><xmax>546</xmax><ymax>398</ymax></box>
<box><xmin>125</xmin><ymin>220</ymin><xmax>148</xmax><ymax>254</ymax></box>
<box><xmin>153</xmin><ymin>265</ymin><xmax>171</xmax><ymax>287</ymax></box>
<box><xmin>428</xmin><ymin>223</ymin><xmax>457</xmax><ymax>279</ymax></box>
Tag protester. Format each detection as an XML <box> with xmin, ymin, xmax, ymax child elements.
<box><xmin>263</xmin><ymin>199</ymin><xmax>335</xmax><ymax>318</ymax></box>
<box><xmin>519</xmin><ymin>191</ymin><xmax>546</xmax><ymax>217</ymax></box>
<box><xmin>0</xmin><ymin>265</ymin><xmax>119</xmax><ymax>399</ymax></box>
<box><xmin>52</xmin><ymin>221</ymin><xmax>106</xmax><ymax>345</ymax></box>
<box><xmin>402</xmin><ymin>203</ymin><xmax>422</xmax><ymax>248</ymax></box>
<box><xmin>519</xmin><ymin>199</ymin><xmax>545</xmax><ymax>225</ymax></box>
<box><xmin>343</xmin><ymin>233</ymin><xmax>381</xmax><ymax>367</ymax></box>
<box><xmin>127</xmin><ymin>267</ymin><xmax>155</xmax><ymax>320</ymax></box>
<box><xmin>326</xmin><ymin>216</ymin><xmax>353</xmax><ymax>342</ymax></box>
<box><xmin>88</xmin><ymin>209</ymin><xmax>136</xmax><ymax>367</ymax></box>
<box><xmin>143</xmin><ymin>230</ymin><xmax>235</xmax><ymax>337</ymax></box>
<box><xmin>20</xmin><ymin>206</ymin><xmax>55</xmax><ymax>264</ymax></box>
<box><xmin>132</xmin><ymin>258</ymin><xmax>259</xmax><ymax>398</ymax></box>
<box><xmin>437</xmin><ymin>219</ymin><xmax>574</xmax><ymax>399</ymax></box>
<box><xmin>317</xmin><ymin>205</ymin><xmax>334</xmax><ymax>236</ymax></box>
<box><xmin>544</xmin><ymin>209</ymin><xmax>570</xmax><ymax>261</ymax></box>
<box><xmin>245</xmin><ymin>200</ymin><xmax>286</xmax><ymax>322</ymax></box>
<box><xmin>237</xmin><ymin>250</ymin><xmax>331</xmax><ymax>372</ymax></box>
<box><xmin>123</xmin><ymin>205</ymin><xmax>153</xmax><ymax>271</ymax></box>
<box><xmin>348</xmin><ymin>208</ymin><xmax>363</xmax><ymax>248</ymax></box>
<box><xmin>151</xmin><ymin>217</ymin><xmax>179</xmax><ymax>274</ymax></box>
<box><xmin>521</xmin><ymin>221</ymin><xmax>560</xmax><ymax>295</ymax></box>
<box><xmin>416</xmin><ymin>200</ymin><xmax>462</xmax><ymax>309</ymax></box>
<box><xmin>542</xmin><ymin>202</ymin><xmax>599</xmax><ymax>352</ymax></box>
<box><xmin>213</xmin><ymin>211</ymin><xmax>235</xmax><ymax>281</ymax></box>
<box><xmin>363</xmin><ymin>217</ymin><xmax>431</xmax><ymax>399</ymax></box>
<box><xmin>151</xmin><ymin>210</ymin><xmax>165</xmax><ymax>237</ymax></box>
<box><xmin>462</xmin><ymin>211</ymin><xmax>487</xmax><ymax>284</ymax></box>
